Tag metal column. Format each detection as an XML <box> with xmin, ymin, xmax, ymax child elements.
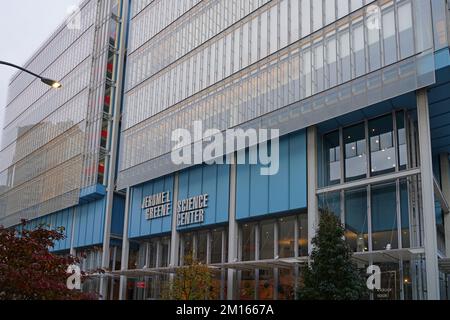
<box><xmin>119</xmin><ymin>187</ymin><xmax>131</xmax><ymax>300</ymax></box>
<box><xmin>101</xmin><ymin>0</ymin><xmax>130</xmax><ymax>270</ymax></box>
<box><xmin>417</xmin><ymin>89</ymin><xmax>440</xmax><ymax>300</ymax></box>
<box><xmin>227</xmin><ymin>153</ymin><xmax>238</xmax><ymax>300</ymax></box>
<box><xmin>170</xmin><ymin>173</ymin><xmax>180</xmax><ymax>267</ymax></box>
<box><xmin>439</xmin><ymin>153</ymin><xmax>450</xmax><ymax>258</ymax></box>
<box><xmin>307</xmin><ymin>126</ymin><xmax>318</xmax><ymax>255</ymax></box>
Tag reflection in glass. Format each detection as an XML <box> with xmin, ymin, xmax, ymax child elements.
<box><xmin>160</xmin><ymin>238</ymin><xmax>170</xmax><ymax>267</ymax></box>
<box><xmin>298</xmin><ymin>214</ymin><xmax>308</xmax><ymax>256</ymax></box>
<box><xmin>182</xmin><ymin>233</ymin><xmax>193</xmax><ymax>263</ymax></box>
<box><xmin>382</xmin><ymin>7</ymin><xmax>397</xmax><ymax>66</ymax></box>
<box><xmin>210</xmin><ymin>229</ymin><xmax>223</xmax><ymax>264</ymax></box>
<box><xmin>278</xmin><ymin>216</ymin><xmax>295</xmax><ymax>258</ymax></box>
<box><xmin>260</xmin><ymin>221</ymin><xmax>274</xmax><ymax>260</ymax></box>
<box><xmin>371</xmin><ymin>183</ymin><xmax>398</xmax><ymax>251</ymax></box>
<box><xmin>400</xmin><ymin>180</ymin><xmax>410</xmax><ymax>248</ymax></box>
<box><xmin>352</xmin><ymin>22</ymin><xmax>365</xmax><ymax>78</ymax></box>
<box><xmin>278</xmin><ymin>268</ymin><xmax>295</xmax><ymax>300</ymax></box>
<box><xmin>259</xmin><ymin>269</ymin><xmax>274</xmax><ymax>300</ymax></box>
<box><xmin>241</xmin><ymin>223</ymin><xmax>256</xmax><ymax>261</ymax></box>
<box><xmin>345</xmin><ymin>188</ymin><xmax>368</xmax><ymax>252</ymax></box>
<box><xmin>339</xmin><ymin>29</ymin><xmax>351</xmax><ymax>83</ymax></box>
<box><xmin>197</xmin><ymin>231</ymin><xmax>208</xmax><ymax>264</ymax></box>
<box><xmin>397</xmin><ymin>112</ymin><xmax>408</xmax><ymax>169</ymax></box>
<box><xmin>323</xmin><ymin>130</ymin><xmax>341</xmax><ymax>186</ymax></box>
<box><xmin>239</xmin><ymin>270</ymin><xmax>255</xmax><ymax>300</ymax></box>
<box><xmin>398</xmin><ymin>2</ymin><xmax>414</xmax><ymax>59</ymax></box>
<box><xmin>367</xmin><ymin>19</ymin><xmax>381</xmax><ymax>71</ymax></box>
<box><xmin>147</xmin><ymin>241</ymin><xmax>157</xmax><ymax>268</ymax></box>
<box><xmin>370</xmin><ymin>114</ymin><xmax>396</xmax><ymax>175</ymax></box>
<box><xmin>318</xmin><ymin>191</ymin><xmax>341</xmax><ymax>218</ymax></box>
<box><xmin>344</xmin><ymin>123</ymin><xmax>367</xmax><ymax>181</ymax></box>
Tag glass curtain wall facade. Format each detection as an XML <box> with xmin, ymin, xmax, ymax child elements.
<box><xmin>0</xmin><ymin>0</ymin><xmax>97</xmax><ymax>226</ymax></box>
<box><xmin>0</xmin><ymin>1</ymin><xmax>126</xmax><ymax>299</ymax></box>
<box><xmin>317</xmin><ymin>109</ymin><xmax>427</xmax><ymax>299</ymax></box>
<box><xmin>114</xmin><ymin>0</ymin><xmax>446</xmax><ymax>301</ymax></box>
<box><xmin>2</xmin><ymin>0</ymin><xmax>450</xmax><ymax>301</ymax></box>
<box><xmin>117</xmin><ymin>0</ymin><xmax>433</xmax><ymax>188</ymax></box>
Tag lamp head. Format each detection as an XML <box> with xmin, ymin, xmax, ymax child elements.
<box><xmin>41</xmin><ymin>77</ymin><xmax>62</xmax><ymax>89</ymax></box>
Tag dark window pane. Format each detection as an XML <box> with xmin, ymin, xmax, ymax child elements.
<box><xmin>369</xmin><ymin>114</ymin><xmax>396</xmax><ymax>175</ymax></box>
<box><xmin>371</xmin><ymin>183</ymin><xmax>399</xmax><ymax>251</ymax></box>
<box><xmin>397</xmin><ymin>111</ymin><xmax>408</xmax><ymax>169</ymax></box>
<box><xmin>197</xmin><ymin>231</ymin><xmax>208</xmax><ymax>264</ymax></box>
<box><xmin>344</xmin><ymin>123</ymin><xmax>367</xmax><ymax>181</ymax></box>
<box><xmin>322</xmin><ymin>130</ymin><xmax>341</xmax><ymax>186</ymax></box>
<box><xmin>298</xmin><ymin>214</ymin><xmax>308</xmax><ymax>256</ymax></box>
<box><xmin>278</xmin><ymin>216</ymin><xmax>295</xmax><ymax>258</ymax></box>
<box><xmin>260</xmin><ymin>221</ymin><xmax>274</xmax><ymax>260</ymax></box>
<box><xmin>400</xmin><ymin>180</ymin><xmax>410</xmax><ymax>248</ymax></box>
<box><xmin>210</xmin><ymin>230</ymin><xmax>223</xmax><ymax>264</ymax></box>
<box><xmin>241</xmin><ymin>224</ymin><xmax>256</xmax><ymax>261</ymax></box>
<box><xmin>345</xmin><ymin>188</ymin><xmax>368</xmax><ymax>252</ymax></box>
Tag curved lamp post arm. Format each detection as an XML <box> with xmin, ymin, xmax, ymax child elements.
<box><xmin>0</xmin><ymin>60</ymin><xmax>62</xmax><ymax>88</ymax></box>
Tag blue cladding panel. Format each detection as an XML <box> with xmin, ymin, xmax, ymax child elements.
<box><xmin>236</xmin><ymin>130</ymin><xmax>307</xmax><ymax>220</ymax></box>
<box><xmin>25</xmin><ymin>208</ymin><xmax>73</xmax><ymax>252</ymax></box>
<box><xmin>177</xmin><ymin>164</ymin><xmax>230</xmax><ymax>231</ymax></box>
<box><xmin>129</xmin><ymin>175</ymin><xmax>174</xmax><ymax>238</ymax></box>
<box><xmin>73</xmin><ymin>197</ymin><xmax>106</xmax><ymax>248</ymax></box>
<box><xmin>111</xmin><ymin>195</ymin><xmax>125</xmax><ymax>236</ymax></box>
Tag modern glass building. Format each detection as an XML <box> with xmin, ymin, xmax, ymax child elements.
<box><xmin>0</xmin><ymin>0</ymin><xmax>128</xmax><ymax>294</ymax></box>
<box><xmin>2</xmin><ymin>0</ymin><xmax>450</xmax><ymax>300</ymax></box>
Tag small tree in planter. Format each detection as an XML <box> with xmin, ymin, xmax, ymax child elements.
<box><xmin>162</xmin><ymin>255</ymin><xmax>213</xmax><ymax>300</ymax></box>
<box><xmin>0</xmin><ymin>220</ymin><xmax>97</xmax><ymax>300</ymax></box>
<box><xmin>298</xmin><ymin>209</ymin><xmax>368</xmax><ymax>300</ymax></box>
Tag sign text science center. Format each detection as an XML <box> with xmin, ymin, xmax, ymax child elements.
<box><xmin>142</xmin><ymin>191</ymin><xmax>208</xmax><ymax>227</ymax></box>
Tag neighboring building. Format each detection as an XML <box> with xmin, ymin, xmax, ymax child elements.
<box><xmin>2</xmin><ymin>0</ymin><xmax>450</xmax><ymax>300</ymax></box>
<box><xmin>0</xmin><ymin>0</ymin><xmax>127</xmax><ymax>293</ymax></box>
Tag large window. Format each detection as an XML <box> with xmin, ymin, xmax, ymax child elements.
<box><xmin>371</xmin><ymin>182</ymin><xmax>399</xmax><ymax>251</ymax></box>
<box><xmin>344</xmin><ymin>123</ymin><xmax>367</xmax><ymax>182</ymax></box>
<box><xmin>239</xmin><ymin>213</ymin><xmax>307</xmax><ymax>261</ymax></box>
<box><xmin>260</xmin><ymin>221</ymin><xmax>275</xmax><ymax>260</ymax></box>
<box><xmin>179</xmin><ymin>228</ymin><xmax>227</xmax><ymax>265</ymax></box>
<box><xmin>369</xmin><ymin>114</ymin><xmax>396</xmax><ymax>176</ymax></box>
<box><xmin>320</xmin><ymin>110</ymin><xmax>413</xmax><ymax>187</ymax></box>
<box><xmin>197</xmin><ymin>231</ymin><xmax>208</xmax><ymax>264</ymax></box>
<box><xmin>322</xmin><ymin>130</ymin><xmax>341</xmax><ymax>186</ymax></box>
<box><xmin>345</xmin><ymin>188</ymin><xmax>369</xmax><ymax>252</ymax></box>
<box><xmin>319</xmin><ymin>179</ymin><xmax>413</xmax><ymax>253</ymax></box>
<box><xmin>278</xmin><ymin>216</ymin><xmax>296</xmax><ymax>258</ymax></box>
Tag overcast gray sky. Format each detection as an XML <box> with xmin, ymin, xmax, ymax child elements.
<box><xmin>0</xmin><ymin>0</ymin><xmax>81</xmax><ymax>145</ymax></box>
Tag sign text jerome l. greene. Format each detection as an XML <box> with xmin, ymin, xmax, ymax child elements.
<box><xmin>142</xmin><ymin>191</ymin><xmax>171</xmax><ymax>220</ymax></box>
<box><xmin>177</xmin><ymin>194</ymin><xmax>208</xmax><ymax>227</ymax></box>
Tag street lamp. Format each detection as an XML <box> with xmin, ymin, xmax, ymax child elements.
<box><xmin>0</xmin><ymin>60</ymin><xmax>62</xmax><ymax>89</ymax></box>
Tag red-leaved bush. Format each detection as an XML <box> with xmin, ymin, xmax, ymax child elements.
<box><xmin>0</xmin><ymin>220</ymin><xmax>98</xmax><ymax>300</ymax></box>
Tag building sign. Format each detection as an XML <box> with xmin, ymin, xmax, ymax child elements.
<box><xmin>142</xmin><ymin>191</ymin><xmax>171</xmax><ymax>220</ymax></box>
<box><xmin>176</xmin><ymin>194</ymin><xmax>208</xmax><ymax>227</ymax></box>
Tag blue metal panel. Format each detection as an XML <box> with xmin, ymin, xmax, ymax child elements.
<box><xmin>289</xmin><ymin>133</ymin><xmax>308</xmax><ymax>209</ymax></box>
<box><xmin>236</xmin><ymin>130</ymin><xmax>307</xmax><ymax>220</ymax></box>
<box><xmin>177</xmin><ymin>164</ymin><xmax>230</xmax><ymax>231</ymax></box>
<box><xmin>269</xmin><ymin>139</ymin><xmax>289</xmax><ymax>213</ymax></box>
<box><xmin>73</xmin><ymin>198</ymin><xmax>106</xmax><ymax>248</ymax></box>
<box><xmin>25</xmin><ymin>208</ymin><xmax>73</xmax><ymax>252</ymax></box>
<box><xmin>128</xmin><ymin>175</ymin><xmax>174</xmax><ymax>239</ymax></box>
<box><xmin>111</xmin><ymin>195</ymin><xmax>125</xmax><ymax>236</ymax></box>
